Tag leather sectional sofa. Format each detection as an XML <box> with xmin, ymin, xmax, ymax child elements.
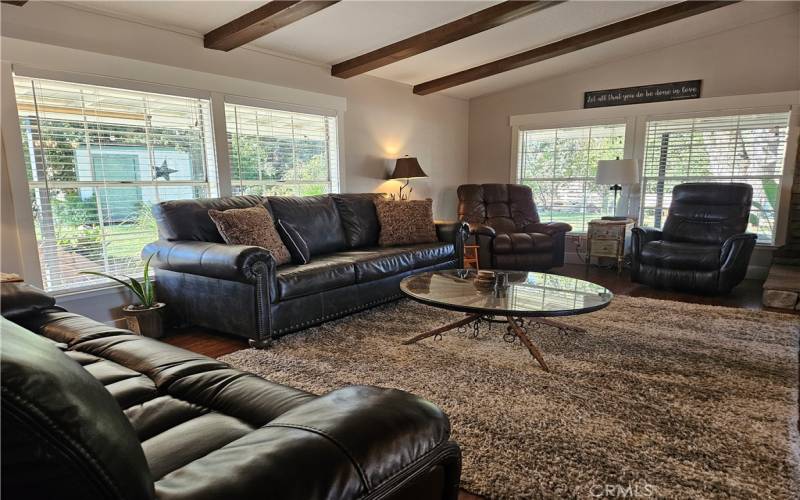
<box><xmin>1</xmin><ymin>282</ymin><xmax>462</xmax><ymax>499</ymax></box>
<box><xmin>143</xmin><ymin>193</ymin><xmax>467</xmax><ymax>348</ymax></box>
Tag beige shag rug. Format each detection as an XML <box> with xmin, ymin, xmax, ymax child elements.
<box><xmin>220</xmin><ymin>296</ymin><xmax>800</xmax><ymax>499</ymax></box>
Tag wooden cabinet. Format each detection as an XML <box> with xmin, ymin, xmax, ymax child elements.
<box><xmin>586</xmin><ymin>219</ymin><xmax>635</xmax><ymax>273</ymax></box>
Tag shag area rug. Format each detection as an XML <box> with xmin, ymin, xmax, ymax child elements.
<box><xmin>220</xmin><ymin>296</ymin><xmax>800</xmax><ymax>499</ymax></box>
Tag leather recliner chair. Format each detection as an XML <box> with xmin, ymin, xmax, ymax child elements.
<box><xmin>631</xmin><ymin>182</ymin><xmax>757</xmax><ymax>294</ymax></box>
<box><xmin>457</xmin><ymin>184</ymin><xmax>572</xmax><ymax>270</ymax></box>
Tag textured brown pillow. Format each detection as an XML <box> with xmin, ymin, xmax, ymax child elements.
<box><xmin>208</xmin><ymin>205</ymin><xmax>291</xmax><ymax>265</ymax></box>
<box><xmin>375</xmin><ymin>199</ymin><xmax>437</xmax><ymax>247</ymax></box>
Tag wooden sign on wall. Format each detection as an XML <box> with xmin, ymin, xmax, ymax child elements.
<box><xmin>584</xmin><ymin>80</ymin><xmax>702</xmax><ymax>108</ymax></box>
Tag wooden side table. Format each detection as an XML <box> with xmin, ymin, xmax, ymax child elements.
<box><xmin>464</xmin><ymin>245</ymin><xmax>480</xmax><ymax>271</ymax></box>
<box><xmin>586</xmin><ymin>219</ymin><xmax>635</xmax><ymax>273</ymax></box>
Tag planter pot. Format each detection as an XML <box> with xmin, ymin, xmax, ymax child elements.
<box><xmin>123</xmin><ymin>303</ymin><xmax>166</xmax><ymax>338</ymax></box>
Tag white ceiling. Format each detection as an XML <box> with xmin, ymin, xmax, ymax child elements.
<box><xmin>65</xmin><ymin>1</ymin><xmax>798</xmax><ymax>99</ymax></box>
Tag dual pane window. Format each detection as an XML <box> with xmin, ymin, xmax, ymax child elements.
<box><xmin>226</xmin><ymin>102</ymin><xmax>339</xmax><ymax>196</ymax></box>
<box><xmin>517</xmin><ymin>124</ymin><xmax>626</xmax><ymax>233</ymax></box>
<box><xmin>14</xmin><ymin>77</ymin><xmax>340</xmax><ymax>292</ymax></box>
<box><xmin>641</xmin><ymin>112</ymin><xmax>790</xmax><ymax>243</ymax></box>
<box><xmin>14</xmin><ymin>76</ymin><xmax>217</xmax><ymax>291</ymax></box>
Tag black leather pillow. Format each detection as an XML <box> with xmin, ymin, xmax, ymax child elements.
<box><xmin>267</xmin><ymin>195</ymin><xmax>347</xmax><ymax>256</ymax></box>
<box><xmin>331</xmin><ymin>193</ymin><xmax>385</xmax><ymax>248</ymax></box>
<box><xmin>277</xmin><ymin>219</ymin><xmax>310</xmax><ymax>265</ymax></box>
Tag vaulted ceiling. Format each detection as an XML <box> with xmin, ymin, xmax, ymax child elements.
<box><xmin>58</xmin><ymin>1</ymin><xmax>800</xmax><ymax>99</ymax></box>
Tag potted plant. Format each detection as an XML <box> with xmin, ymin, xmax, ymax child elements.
<box><xmin>81</xmin><ymin>255</ymin><xmax>165</xmax><ymax>338</ymax></box>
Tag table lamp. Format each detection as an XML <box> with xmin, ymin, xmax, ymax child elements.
<box><xmin>389</xmin><ymin>156</ymin><xmax>427</xmax><ymax>200</ymax></box>
<box><xmin>595</xmin><ymin>157</ymin><xmax>639</xmax><ymax>220</ymax></box>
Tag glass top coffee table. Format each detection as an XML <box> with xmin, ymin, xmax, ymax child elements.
<box><xmin>400</xmin><ymin>269</ymin><xmax>613</xmax><ymax>372</ymax></box>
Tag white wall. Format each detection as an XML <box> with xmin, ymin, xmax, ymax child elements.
<box><xmin>468</xmin><ymin>11</ymin><xmax>800</xmax><ymax>183</ymax></box>
<box><xmin>466</xmin><ymin>11</ymin><xmax>800</xmax><ymax>278</ymax></box>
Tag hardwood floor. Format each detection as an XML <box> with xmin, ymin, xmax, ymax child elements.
<box><xmin>163</xmin><ymin>264</ymin><xmax>795</xmax><ymax>500</ymax></box>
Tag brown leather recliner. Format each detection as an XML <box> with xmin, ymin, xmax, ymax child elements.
<box><xmin>457</xmin><ymin>184</ymin><xmax>572</xmax><ymax>270</ymax></box>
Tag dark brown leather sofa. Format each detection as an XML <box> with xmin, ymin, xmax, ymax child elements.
<box><xmin>631</xmin><ymin>183</ymin><xmax>757</xmax><ymax>294</ymax></box>
<box><xmin>1</xmin><ymin>282</ymin><xmax>462</xmax><ymax>500</ymax></box>
<box><xmin>142</xmin><ymin>193</ymin><xmax>467</xmax><ymax>348</ymax></box>
<box><xmin>457</xmin><ymin>184</ymin><xmax>571</xmax><ymax>270</ymax></box>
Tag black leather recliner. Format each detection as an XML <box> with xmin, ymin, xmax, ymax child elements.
<box><xmin>457</xmin><ymin>184</ymin><xmax>572</xmax><ymax>270</ymax></box>
<box><xmin>631</xmin><ymin>182</ymin><xmax>757</xmax><ymax>294</ymax></box>
<box><xmin>1</xmin><ymin>282</ymin><xmax>462</xmax><ymax>500</ymax></box>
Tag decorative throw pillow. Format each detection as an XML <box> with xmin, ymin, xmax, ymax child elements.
<box><xmin>208</xmin><ymin>205</ymin><xmax>291</xmax><ymax>266</ymax></box>
<box><xmin>375</xmin><ymin>199</ymin><xmax>438</xmax><ymax>247</ymax></box>
<box><xmin>277</xmin><ymin>219</ymin><xmax>310</xmax><ymax>265</ymax></box>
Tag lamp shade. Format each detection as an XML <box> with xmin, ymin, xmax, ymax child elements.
<box><xmin>390</xmin><ymin>156</ymin><xmax>427</xmax><ymax>179</ymax></box>
<box><xmin>596</xmin><ymin>158</ymin><xmax>639</xmax><ymax>185</ymax></box>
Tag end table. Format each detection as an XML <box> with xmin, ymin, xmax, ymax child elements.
<box><xmin>586</xmin><ymin>218</ymin><xmax>635</xmax><ymax>273</ymax></box>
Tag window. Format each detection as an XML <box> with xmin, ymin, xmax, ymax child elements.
<box><xmin>517</xmin><ymin>123</ymin><xmax>626</xmax><ymax>233</ymax></box>
<box><xmin>14</xmin><ymin>76</ymin><xmax>217</xmax><ymax>292</ymax></box>
<box><xmin>641</xmin><ymin>112</ymin><xmax>790</xmax><ymax>243</ymax></box>
<box><xmin>226</xmin><ymin>102</ymin><xmax>339</xmax><ymax>196</ymax></box>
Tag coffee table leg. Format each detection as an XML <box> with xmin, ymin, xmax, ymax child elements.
<box><xmin>506</xmin><ymin>316</ymin><xmax>550</xmax><ymax>372</ymax></box>
<box><xmin>530</xmin><ymin>317</ymin><xmax>587</xmax><ymax>334</ymax></box>
<box><xmin>402</xmin><ymin>314</ymin><xmax>480</xmax><ymax>345</ymax></box>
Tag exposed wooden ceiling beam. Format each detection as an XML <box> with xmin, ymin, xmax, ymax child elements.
<box><xmin>331</xmin><ymin>1</ymin><xmax>563</xmax><ymax>79</ymax></box>
<box><xmin>205</xmin><ymin>1</ymin><xmax>340</xmax><ymax>52</ymax></box>
<box><xmin>1</xmin><ymin>1</ymin><xmax>29</xmax><ymax>6</ymax></box>
<box><xmin>413</xmin><ymin>1</ymin><xmax>739</xmax><ymax>95</ymax></box>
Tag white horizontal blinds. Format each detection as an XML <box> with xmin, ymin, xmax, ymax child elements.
<box><xmin>518</xmin><ymin>123</ymin><xmax>626</xmax><ymax>233</ymax></box>
<box><xmin>226</xmin><ymin>102</ymin><xmax>339</xmax><ymax>196</ymax></box>
<box><xmin>14</xmin><ymin>76</ymin><xmax>217</xmax><ymax>292</ymax></box>
<box><xmin>641</xmin><ymin>112</ymin><xmax>790</xmax><ymax>243</ymax></box>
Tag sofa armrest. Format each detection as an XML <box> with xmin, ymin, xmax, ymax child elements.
<box><xmin>720</xmin><ymin>233</ymin><xmax>757</xmax><ymax>271</ymax></box>
<box><xmin>631</xmin><ymin>227</ymin><xmax>662</xmax><ymax>245</ymax></box>
<box><xmin>467</xmin><ymin>223</ymin><xmax>496</xmax><ymax>238</ymax></box>
<box><xmin>524</xmin><ymin>222</ymin><xmax>572</xmax><ymax>235</ymax></box>
<box><xmin>435</xmin><ymin>221</ymin><xmax>469</xmax><ymax>244</ymax></box>
<box><xmin>142</xmin><ymin>240</ymin><xmax>276</xmax><ymax>284</ymax></box>
<box><xmin>152</xmin><ymin>386</ymin><xmax>462</xmax><ymax>500</ymax></box>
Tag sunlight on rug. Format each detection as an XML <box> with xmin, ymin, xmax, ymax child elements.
<box><xmin>220</xmin><ymin>296</ymin><xmax>800</xmax><ymax>499</ymax></box>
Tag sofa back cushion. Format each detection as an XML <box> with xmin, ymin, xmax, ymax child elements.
<box><xmin>267</xmin><ymin>195</ymin><xmax>347</xmax><ymax>256</ymax></box>
<box><xmin>153</xmin><ymin>195</ymin><xmax>263</xmax><ymax>242</ymax></box>
<box><xmin>457</xmin><ymin>184</ymin><xmax>540</xmax><ymax>234</ymax></box>
<box><xmin>332</xmin><ymin>193</ymin><xmax>385</xmax><ymax>248</ymax></box>
<box><xmin>662</xmin><ymin>183</ymin><xmax>753</xmax><ymax>245</ymax></box>
<box><xmin>1</xmin><ymin>318</ymin><xmax>154</xmax><ymax>500</ymax></box>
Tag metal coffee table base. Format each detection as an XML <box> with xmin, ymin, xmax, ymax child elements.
<box><xmin>402</xmin><ymin>314</ymin><xmax>586</xmax><ymax>372</ymax></box>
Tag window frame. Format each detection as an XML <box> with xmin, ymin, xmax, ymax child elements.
<box><xmin>638</xmin><ymin>109</ymin><xmax>791</xmax><ymax>243</ymax></box>
<box><xmin>2</xmin><ymin>63</ymin><xmax>346</xmax><ymax>294</ymax></box>
<box><xmin>510</xmin><ymin>94</ymin><xmax>799</xmax><ymax>245</ymax></box>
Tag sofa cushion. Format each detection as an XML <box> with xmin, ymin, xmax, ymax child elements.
<box><xmin>0</xmin><ymin>282</ymin><xmax>58</xmax><ymax>321</ymax></box>
<box><xmin>153</xmin><ymin>195</ymin><xmax>264</xmax><ymax>242</ymax></box>
<box><xmin>208</xmin><ymin>205</ymin><xmax>291</xmax><ymax>265</ymax></box>
<box><xmin>640</xmin><ymin>240</ymin><xmax>721</xmax><ymax>270</ymax></box>
<box><xmin>331</xmin><ymin>193</ymin><xmax>384</xmax><ymax>248</ymax></box>
<box><xmin>268</xmin><ymin>195</ymin><xmax>347</xmax><ymax>256</ymax></box>
<box><xmin>328</xmin><ymin>243</ymin><xmax>455</xmax><ymax>283</ymax></box>
<box><xmin>492</xmin><ymin>233</ymin><xmax>553</xmax><ymax>255</ymax></box>
<box><xmin>375</xmin><ymin>199</ymin><xmax>437</xmax><ymax>246</ymax></box>
<box><xmin>275</xmin><ymin>257</ymin><xmax>356</xmax><ymax>301</ymax></box>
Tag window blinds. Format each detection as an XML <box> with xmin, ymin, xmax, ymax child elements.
<box><xmin>225</xmin><ymin>102</ymin><xmax>339</xmax><ymax>197</ymax></box>
<box><xmin>518</xmin><ymin>123</ymin><xmax>626</xmax><ymax>233</ymax></box>
<box><xmin>14</xmin><ymin>76</ymin><xmax>217</xmax><ymax>292</ymax></box>
<box><xmin>641</xmin><ymin>112</ymin><xmax>790</xmax><ymax>242</ymax></box>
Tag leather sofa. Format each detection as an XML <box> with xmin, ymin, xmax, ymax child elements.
<box><xmin>631</xmin><ymin>183</ymin><xmax>757</xmax><ymax>294</ymax></box>
<box><xmin>457</xmin><ymin>184</ymin><xmax>572</xmax><ymax>270</ymax></box>
<box><xmin>1</xmin><ymin>282</ymin><xmax>462</xmax><ymax>500</ymax></box>
<box><xmin>142</xmin><ymin>193</ymin><xmax>467</xmax><ymax>348</ymax></box>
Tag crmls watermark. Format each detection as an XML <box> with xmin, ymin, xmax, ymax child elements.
<box><xmin>588</xmin><ymin>482</ymin><xmax>657</xmax><ymax>498</ymax></box>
